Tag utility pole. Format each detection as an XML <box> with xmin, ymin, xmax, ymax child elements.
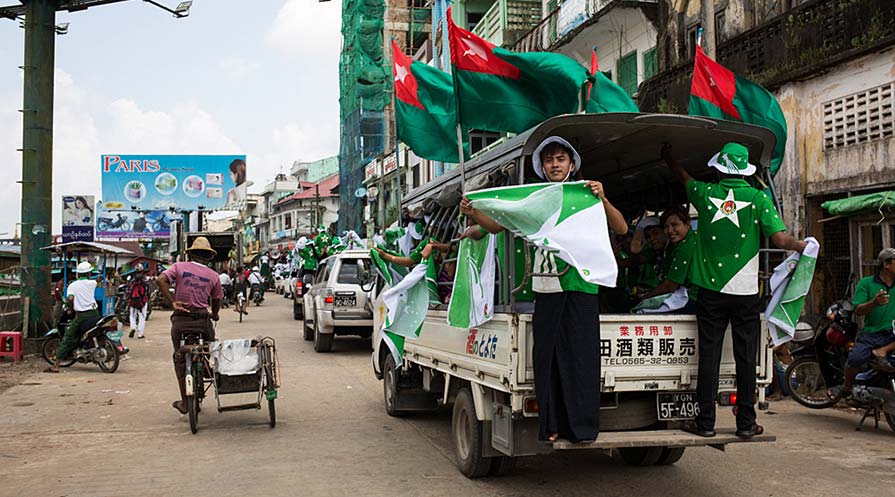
<box><xmin>700</xmin><ymin>0</ymin><xmax>716</xmax><ymax>58</ymax></box>
<box><xmin>314</xmin><ymin>184</ymin><xmax>321</xmax><ymax>228</ymax></box>
<box><xmin>19</xmin><ymin>0</ymin><xmax>57</xmax><ymax>337</ymax></box>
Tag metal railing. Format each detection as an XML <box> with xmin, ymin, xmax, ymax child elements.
<box><xmin>471</xmin><ymin>0</ymin><xmax>542</xmax><ymax>47</ymax></box>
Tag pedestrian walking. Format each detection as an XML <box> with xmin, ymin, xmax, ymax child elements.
<box><xmin>664</xmin><ymin>142</ymin><xmax>807</xmax><ymax>438</ymax></box>
<box><xmin>128</xmin><ymin>265</ymin><xmax>150</xmax><ymax>338</ymax></box>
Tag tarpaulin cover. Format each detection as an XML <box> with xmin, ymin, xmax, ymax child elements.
<box><xmin>821</xmin><ymin>191</ymin><xmax>895</xmax><ymax>216</ymax></box>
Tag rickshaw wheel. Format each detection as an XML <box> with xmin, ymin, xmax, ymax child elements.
<box><xmin>188</xmin><ymin>360</ymin><xmax>202</xmax><ymax>434</ymax></box>
<box><xmin>262</xmin><ymin>344</ymin><xmax>277</xmax><ymax>428</ymax></box>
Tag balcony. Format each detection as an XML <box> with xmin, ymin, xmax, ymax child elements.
<box><xmin>471</xmin><ymin>0</ymin><xmax>542</xmax><ymax>48</ymax></box>
<box><xmin>638</xmin><ymin>0</ymin><xmax>895</xmax><ymax>113</ymax></box>
<box><xmin>512</xmin><ymin>0</ymin><xmax>657</xmax><ymax>53</ymax></box>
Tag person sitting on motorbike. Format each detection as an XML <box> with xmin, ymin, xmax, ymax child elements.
<box><xmin>157</xmin><ymin>237</ymin><xmax>222</xmax><ymax>415</ymax></box>
<box><xmin>248</xmin><ymin>265</ymin><xmax>264</xmax><ymax>301</ymax></box>
<box><xmin>45</xmin><ymin>261</ymin><xmax>100</xmax><ymax>373</ymax></box>
<box><xmin>829</xmin><ymin>248</ymin><xmax>895</xmax><ymax>399</ymax></box>
<box><xmin>233</xmin><ymin>269</ymin><xmax>249</xmax><ymax>315</ymax></box>
<box><xmin>218</xmin><ymin>269</ymin><xmax>233</xmax><ymax>308</ymax></box>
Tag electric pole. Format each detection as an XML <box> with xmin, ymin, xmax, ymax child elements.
<box><xmin>700</xmin><ymin>0</ymin><xmax>716</xmax><ymax>58</ymax></box>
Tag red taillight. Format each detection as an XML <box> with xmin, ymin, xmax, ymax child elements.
<box><xmin>523</xmin><ymin>397</ymin><xmax>539</xmax><ymax>414</ymax></box>
<box><xmin>826</xmin><ymin>324</ymin><xmax>849</xmax><ymax>347</ymax></box>
<box><xmin>718</xmin><ymin>392</ymin><xmax>737</xmax><ymax>406</ymax></box>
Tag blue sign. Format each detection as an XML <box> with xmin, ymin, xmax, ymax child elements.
<box><xmin>95</xmin><ymin>204</ymin><xmax>174</xmax><ymax>239</ymax></box>
<box><xmin>101</xmin><ymin>155</ymin><xmax>247</xmax><ymax>212</ymax></box>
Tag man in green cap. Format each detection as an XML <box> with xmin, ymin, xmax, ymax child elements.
<box><xmin>664</xmin><ymin>142</ymin><xmax>807</xmax><ymax>439</ymax></box>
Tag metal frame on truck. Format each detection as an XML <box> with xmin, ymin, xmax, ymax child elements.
<box><xmin>371</xmin><ymin>113</ymin><xmax>781</xmax><ymax>477</ymax></box>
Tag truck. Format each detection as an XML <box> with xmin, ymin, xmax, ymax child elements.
<box><xmin>370</xmin><ymin>114</ymin><xmax>781</xmax><ymax>478</ymax></box>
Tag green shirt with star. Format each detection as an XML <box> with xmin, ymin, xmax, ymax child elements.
<box><xmin>687</xmin><ymin>178</ymin><xmax>786</xmax><ymax>295</ymax></box>
<box><xmin>666</xmin><ymin>229</ymin><xmax>698</xmax><ymax>301</ymax></box>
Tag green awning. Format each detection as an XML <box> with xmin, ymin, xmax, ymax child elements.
<box><xmin>821</xmin><ymin>191</ymin><xmax>895</xmax><ymax>216</ymax></box>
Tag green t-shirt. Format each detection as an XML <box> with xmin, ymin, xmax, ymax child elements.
<box><xmin>666</xmin><ymin>229</ymin><xmax>698</xmax><ymax>301</ymax></box>
<box><xmin>852</xmin><ymin>275</ymin><xmax>895</xmax><ymax>334</ymax></box>
<box><xmin>687</xmin><ymin>179</ymin><xmax>786</xmax><ymax>295</ymax></box>
<box><xmin>409</xmin><ymin>236</ymin><xmax>432</xmax><ymax>264</ymax></box>
<box><xmin>496</xmin><ymin>232</ymin><xmax>534</xmax><ymax>302</ymax></box>
<box><xmin>300</xmin><ymin>246</ymin><xmax>318</xmax><ymax>271</ymax></box>
<box><xmin>635</xmin><ymin>244</ymin><xmax>664</xmax><ymax>289</ymax></box>
<box><xmin>531</xmin><ymin>248</ymin><xmax>599</xmax><ymax>295</ymax></box>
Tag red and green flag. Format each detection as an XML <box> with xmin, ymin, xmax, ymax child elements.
<box><xmin>392</xmin><ymin>40</ymin><xmax>468</xmax><ymax>163</ymax></box>
<box><xmin>586</xmin><ymin>50</ymin><xmax>639</xmax><ymax>114</ymax></box>
<box><xmin>447</xmin><ymin>8</ymin><xmax>590</xmax><ymax>134</ymax></box>
<box><xmin>688</xmin><ymin>45</ymin><xmax>788</xmax><ymax>176</ymax></box>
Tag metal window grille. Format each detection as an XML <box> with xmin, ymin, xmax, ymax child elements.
<box><xmin>823</xmin><ymin>81</ymin><xmax>895</xmax><ymax>150</ymax></box>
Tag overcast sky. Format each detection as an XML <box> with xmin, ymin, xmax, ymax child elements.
<box><xmin>0</xmin><ymin>0</ymin><xmax>342</xmax><ymax>235</ymax></box>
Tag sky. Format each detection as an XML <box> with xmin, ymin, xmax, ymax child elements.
<box><xmin>0</xmin><ymin>0</ymin><xmax>343</xmax><ymax>235</ymax></box>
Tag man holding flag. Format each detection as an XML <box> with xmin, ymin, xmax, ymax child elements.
<box><xmin>460</xmin><ymin>136</ymin><xmax>627</xmax><ymax>444</ymax></box>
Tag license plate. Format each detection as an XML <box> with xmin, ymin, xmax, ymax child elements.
<box><xmin>657</xmin><ymin>392</ymin><xmax>699</xmax><ymax>421</ymax></box>
<box><xmin>334</xmin><ymin>296</ymin><xmax>356</xmax><ymax>307</ymax></box>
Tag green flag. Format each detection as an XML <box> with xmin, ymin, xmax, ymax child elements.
<box><xmin>467</xmin><ymin>182</ymin><xmax>618</xmax><ymax>287</ymax></box>
<box><xmin>766</xmin><ymin>238</ymin><xmax>819</xmax><ymax>345</ymax></box>
<box><xmin>392</xmin><ymin>40</ymin><xmax>469</xmax><ymax>163</ymax></box>
<box><xmin>586</xmin><ymin>50</ymin><xmax>639</xmax><ymax>113</ymax></box>
<box><xmin>447</xmin><ymin>234</ymin><xmax>496</xmax><ymax>328</ymax></box>
<box><xmin>447</xmin><ymin>9</ymin><xmax>590</xmax><ymax>134</ymax></box>
<box><xmin>371</xmin><ymin>249</ymin><xmax>407</xmax><ymax>365</ymax></box>
<box><xmin>381</xmin><ymin>260</ymin><xmax>431</xmax><ymax>341</ymax></box>
<box><xmin>688</xmin><ymin>45</ymin><xmax>788</xmax><ymax>176</ymax></box>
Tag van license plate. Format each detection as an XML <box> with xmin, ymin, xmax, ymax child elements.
<box><xmin>657</xmin><ymin>392</ymin><xmax>699</xmax><ymax>421</ymax></box>
<box><xmin>334</xmin><ymin>296</ymin><xmax>356</xmax><ymax>307</ymax></box>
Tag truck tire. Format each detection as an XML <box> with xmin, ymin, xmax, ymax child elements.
<box><xmin>452</xmin><ymin>387</ymin><xmax>492</xmax><ymax>478</ymax></box>
<box><xmin>618</xmin><ymin>446</ymin><xmax>664</xmax><ymax>466</ymax></box>
<box><xmin>655</xmin><ymin>447</ymin><xmax>686</xmax><ymax>465</ymax></box>
<box><xmin>314</xmin><ymin>320</ymin><xmax>333</xmax><ymax>353</ymax></box>
<box><xmin>488</xmin><ymin>456</ymin><xmax>517</xmax><ymax>476</ymax></box>
<box><xmin>383</xmin><ymin>354</ymin><xmax>406</xmax><ymax>417</ymax></box>
<box><xmin>293</xmin><ymin>301</ymin><xmax>302</xmax><ymax>321</ymax></box>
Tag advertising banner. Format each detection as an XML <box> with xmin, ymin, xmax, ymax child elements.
<box><xmin>101</xmin><ymin>155</ymin><xmax>248</xmax><ymax>212</ymax></box>
<box><xmin>95</xmin><ymin>202</ymin><xmax>175</xmax><ymax>239</ymax></box>
<box><xmin>61</xmin><ymin>195</ymin><xmax>95</xmax><ymax>243</ymax></box>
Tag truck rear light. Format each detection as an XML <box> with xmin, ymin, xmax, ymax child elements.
<box><xmin>324</xmin><ymin>289</ymin><xmax>334</xmax><ymax>308</ymax></box>
<box><xmin>717</xmin><ymin>392</ymin><xmax>737</xmax><ymax>406</ymax></box>
<box><xmin>295</xmin><ymin>281</ymin><xmax>302</xmax><ymax>295</ymax></box>
<box><xmin>523</xmin><ymin>396</ymin><xmax>539</xmax><ymax>414</ymax></box>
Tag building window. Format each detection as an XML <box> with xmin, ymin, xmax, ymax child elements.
<box><xmin>412</xmin><ymin>164</ymin><xmax>421</xmax><ymax>189</ymax></box>
<box><xmin>616</xmin><ymin>50</ymin><xmax>638</xmax><ymax>97</ymax></box>
<box><xmin>469</xmin><ymin>130</ymin><xmax>500</xmax><ymax>154</ymax></box>
<box><xmin>285</xmin><ymin>213</ymin><xmax>292</xmax><ymax>230</ymax></box>
<box><xmin>823</xmin><ymin>82</ymin><xmax>894</xmax><ymax>151</ymax></box>
<box><xmin>715</xmin><ymin>11</ymin><xmax>726</xmax><ymax>45</ymax></box>
<box><xmin>642</xmin><ymin>47</ymin><xmax>658</xmax><ymax>80</ymax></box>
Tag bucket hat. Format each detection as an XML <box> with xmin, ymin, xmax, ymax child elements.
<box><xmin>707</xmin><ymin>142</ymin><xmax>757</xmax><ymax>177</ymax></box>
<box><xmin>532</xmin><ymin>136</ymin><xmax>582</xmax><ymax>181</ymax></box>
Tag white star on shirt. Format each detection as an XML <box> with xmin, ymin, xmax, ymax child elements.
<box><xmin>709</xmin><ymin>189</ymin><xmax>751</xmax><ymax>228</ymax></box>
<box><xmin>395</xmin><ymin>63</ymin><xmax>409</xmax><ymax>84</ymax></box>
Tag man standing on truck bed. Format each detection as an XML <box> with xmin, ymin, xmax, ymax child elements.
<box><xmin>461</xmin><ymin>136</ymin><xmax>628</xmax><ymax>444</ymax></box>
<box><xmin>664</xmin><ymin>142</ymin><xmax>807</xmax><ymax>439</ymax></box>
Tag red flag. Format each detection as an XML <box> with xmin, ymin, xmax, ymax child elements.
<box><xmin>447</xmin><ymin>7</ymin><xmax>520</xmax><ymax>79</ymax></box>
<box><xmin>391</xmin><ymin>40</ymin><xmax>424</xmax><ymax>110</ymax></box>
<box><xmin>587</xmin><ymin>50</ymin><xmax>599</xmax><ymax>100</ymax></box>
<box><xmin>690</xmin><ymin>45</ymin><xmax>741</xmax><ymax>120</ymax></box>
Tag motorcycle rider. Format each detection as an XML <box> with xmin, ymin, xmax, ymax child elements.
<box><xmin>157</xmin><ymin>237</ymin><xmax>222</xmax><ymax>415</ymax></box>
<box><xmin>45</xmin><ymin>261</ymin><xmax>100</xmax><ymax>373</ymax></box>
<box><xmin>127</xmin><ymin>265</ymin><xmax>150</xmax><ymax>339</ymax></box>
<box><xmin>248</xmin><ymin>265</ymin><xmax>264</xmax><ymax>302</ymax></box>
<box><xmin>829</xmin><ymin>248</ymin><xmax>895</xmax><ymax>398</ymax></box>
<box><xmin>218</xmin><ymin>269</ymin><xmax>233</xmax><ymax>308</ymax></box>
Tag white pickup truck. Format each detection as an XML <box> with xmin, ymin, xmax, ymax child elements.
<box><xmin>370</xmin><ymin>114</ymin><xmax>780</xmax><ymax>478</ymax></box>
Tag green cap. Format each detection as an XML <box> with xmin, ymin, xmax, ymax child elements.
<box><xmin>707</xmin><ymin>142</ymin><xmax>757</xmax><ymax>176</ymax></box>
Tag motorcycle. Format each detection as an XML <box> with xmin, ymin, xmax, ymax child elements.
<box><xmin>152</xmin><ymin>216</ymin><xmax>171</xmax><ymax>233</ymax></box>
<box><xmin>785</xmin><ymin>296</ymin><xmax>895</xmax><ymax>431</ymax></box>
<box><xmin>250</xmin><ymin>283</ymin><xmax>264</xmax><ymax>306</ymax></box>
<box><xmin>42</xmin><ymin>306</ymin><xmax>127</xmax><ymax>373</ymax></box>
<box><xmin>97</xmin><ymin>213</ymin><xmax>131</xmax><ymax>232</ymax></box>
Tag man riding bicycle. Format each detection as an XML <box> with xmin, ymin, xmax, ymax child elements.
<box><xmin>157</xmin><ymin>237</ymin><xmax>223</xmax><ymax>415</ymax></box>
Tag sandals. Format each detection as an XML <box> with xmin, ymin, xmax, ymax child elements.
<box><xmin>42</xmin><ymin>367</ymin><xmax>59</xmax><ymax>374</ymax></box>
<box><xmin>172</xmin><ymin>401</ymin><xmax>188</xmax><ymax>415</ymax></box>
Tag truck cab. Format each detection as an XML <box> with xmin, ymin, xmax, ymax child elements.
<box><xmin>370</xmin><ymin>113</ymin><xmax>783</xmax><ymax>477</ymax></box>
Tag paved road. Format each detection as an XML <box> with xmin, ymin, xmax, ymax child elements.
<box><xmin>2</xmin><ymin>297</ymin><xmax>894</xmax><ymax>497</ymax></box>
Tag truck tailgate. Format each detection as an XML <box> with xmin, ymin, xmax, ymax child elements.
<box><xmin>519</xmin><ymin>314</ymin><xmax>771</xmax><ymax>392</ymax></box>
<box><xmin>552</xmin><ymin>428</ymin><xmax>775</xmax><ymax>450</ymax></box>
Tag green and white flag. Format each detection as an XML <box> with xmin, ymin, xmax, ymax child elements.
<box><xmin>448</xmin><ymin>234</ymin><xmax>497</xmax><ymax>328</ymax></box>
<box><xmin>382</xmin><ymin>260</ymin><xmax>431</xmax><ymax>341</ymax></box>
<box><xmin>371</xmin><ymin>250</ymin><xmax>408</xmax><ymax>365</ymax></box>
<box><xmin>766</xmin><ymin>237</ymin><xmax>819</xmax><ymax>345</ymax></box>
<box><xmin>467</xmin><ymin>182</ymin><xmax>618</xmax><ymax>287</ymax></box>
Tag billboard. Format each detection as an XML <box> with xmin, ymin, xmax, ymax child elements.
<box><xmin>61</xmin><ymin>195</ymin><xmax>95</xmax><ymax>242</ymax></box>
<box><xmin>95</xmin><ymin>202</ymin><xmax>175</xmax><ymax>239</ymax></box>
<box><xmin>101</xmin><ymin>155</ymin><xmax>247</xmax><ymax>212</ymax></box>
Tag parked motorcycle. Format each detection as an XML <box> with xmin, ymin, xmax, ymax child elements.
<box><xmin>785</xmin><ymin>296</ymin><xmax>895</xmax><ymax>431</ymax></box>
<box><xmin>42</xmin><ymin>306</ymin><xmax>127</xmax><ymax>373</ymax></box>
<box><xmin>97</xmin><ymin>213</ymin><xmax>130</xmax><ymax>231</ymax></box>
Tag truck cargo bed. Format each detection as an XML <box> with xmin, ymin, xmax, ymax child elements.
<box><xmin>553</xmin><ymin>428</ymin><xmax>775</xmax><ymax>450</ymax></box>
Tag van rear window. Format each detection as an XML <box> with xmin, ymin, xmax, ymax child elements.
<box><xmin>337</xmin><ymin>259</ymin><xmax>369</xmax><ymax>284</ymax></box>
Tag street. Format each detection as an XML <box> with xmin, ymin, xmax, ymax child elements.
<box><xmin>2</xmin><ymin>297</ymin><xmax>894</xmax><ymax>497</ymax></box>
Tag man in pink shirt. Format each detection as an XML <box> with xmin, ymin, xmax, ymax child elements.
<box><xmin>157</xmin><ymin>237</ymin><xmax>223</xmax><ymax>415</ymax></box>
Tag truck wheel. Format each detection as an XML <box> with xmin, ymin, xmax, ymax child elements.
<box><xmin>383</xmin><ymin>354</ymin><xmax>406</xmax><ymax>417</ymax></box>
<box><xmin>488</xmin><ymin>456</ymin><xmax>517</xmax><ymax>476</ymax></box>
<box><xmin>618</xmin><ymin>446</ymin><xmax>664</xmax><ymax>466</ymax></box>
<box><xmin>314</xmin><ymin>321</ymin><xmax>333</xmax><ymax>353</ymax></box>
<box><xmin>452</xmin><ymin>387</ymin><xmax>492</xmax><ymax>478</ymax></box>
<box><xmin>655</xmin><ymin>447</ymin><xmax>686</xmax><ymax>465</ymax></box>
<box><xmin>293</xmin><ymin>302</ymin><xmax>302</xmax><ymax>321</ymax></box>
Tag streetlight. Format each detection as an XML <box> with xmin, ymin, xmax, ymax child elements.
<box><xmin>54</xmin><ymin>22</ymin><xmax>68</xmax><ymax>34</ymax></box>
<box><xmin>143</xmin><ymin>0</ymin><xmax>192</xmax><ymax>18</ymax></box>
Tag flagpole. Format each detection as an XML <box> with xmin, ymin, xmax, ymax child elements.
<box><xmin>456</xmin><ymin>124</ymin><xmax>466</xmax><ymax>193</ymax></box>
<box><xmin>391</xmin><ymin>38</ymin><xmax>403</xmax><ymax>224</ymax></box>
<box><xmin>446</xmin><ymin>8</ymin><xmax>466</xmax><ymax>194</ymax></box>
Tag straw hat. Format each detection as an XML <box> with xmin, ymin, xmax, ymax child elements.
<box><xmin>186</xmin><ymin>236</ymin><xmax>217</xmax><ymax>256</ymax></box>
